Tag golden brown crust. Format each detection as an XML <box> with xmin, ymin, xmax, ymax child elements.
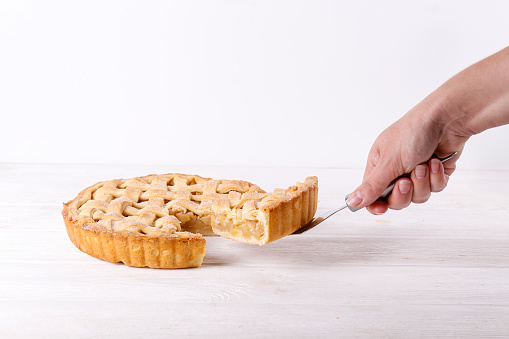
<box><xmin>62</xmin><ymin>173</ymin><xmax>318</xmax><ymax>268</ymax></box>
<box><xmin>207</xmin><ymin>176</ymin><xmax>318</xmax><ymax>245</ymax></box>
<box><xmin>62</xmin><ymin>206</ymin><xmax>206</xmax><ymax>268</ymax></box>
<box><xmin>260</xmin><ymin>176</ymin><xmax>318</xmax><ymax>244</ymax></box>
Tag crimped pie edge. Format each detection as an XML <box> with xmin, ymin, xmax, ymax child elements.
<box><xmin>62</xmin><ymin>173</ymin><xmax>318</xmax><ymax>268</ymax></box>
<box><xmin>62</xmin><ymin>206</ymin><xmax>206</xmax><ymax>268</ymax></box>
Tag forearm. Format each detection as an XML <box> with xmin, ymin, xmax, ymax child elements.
<box><xmin>430</xmin><ymin>46</ymin><xmax>509</xmax><ymax>137</ymax></box>
<box><xmin>349</xmin><ymin>47</ymin><xmax>509</xmax><ymax>213</ymax></box>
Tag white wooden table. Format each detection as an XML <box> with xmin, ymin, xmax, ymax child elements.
<box><xmin>1</xmin><ymin>163</ymin><xmax>508</xmax><ymax>338</ymax></box>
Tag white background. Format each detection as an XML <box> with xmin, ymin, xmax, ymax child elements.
<box><xmin>1</xmin><ymin>0</ymin><xmax>509</xmax><ymax>169</ymax></box>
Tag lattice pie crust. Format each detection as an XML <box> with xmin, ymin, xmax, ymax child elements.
<box><xmin>62</xmin><ymin>174</ymin><xmax>318</xmax><ymax>268</ymax></box>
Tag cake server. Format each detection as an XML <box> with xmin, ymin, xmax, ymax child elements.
<box><xmin>293</xmin><ymin>152</ymin><xmax>458</xmax><ymax>234</ymax></box>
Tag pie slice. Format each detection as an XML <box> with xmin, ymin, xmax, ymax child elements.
<box><xmin>62</xmin><ymin>173</ymin><xmax>318</xmax><ymax>268</ymax></box>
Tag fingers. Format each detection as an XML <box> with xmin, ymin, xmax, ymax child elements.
<box><xmin>410</xmin><ymin>163</ymin><xmax>431</xmax><ymax>203</ymax></box>
<box><xmin>365</xmin><ymin>159</ymin><xmax>450</xmax><ymax>215</ymax></box>
<box><xmin>366</xmin><ymin>178</ymin><xmax>413</xmax><ymax>214</ymax></box>
<box><xmin>366</xmin><ymin>200</ymin><xmax>389</xmax><ymax>215</ymax></box>
<box><xmin>348</xmin><ymin>162</ymin><xmax>399</xmax><ymax>209</ymax></box>
<box><xmin>429</xmin><ymin>158</ymin><xmax>449</xmax><ymax>192</ymax></box>
<box><xmin>387</xmin><ymin>178</ymin><xmax>413</xmax><ymax>209</ymax></box>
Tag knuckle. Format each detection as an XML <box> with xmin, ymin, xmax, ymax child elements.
<box><xmin>388</xmin><ymin>196</ymin><xmax>412</xmax><ymax>211</ymax></box>
<box><xmin>430</xmin><ymin>175</ymin><xmax>449</xmax><ymax>192</ymax></box>
<box><xmin>389</xmin><ymin>199</ymin><xmax>412</xmax><ymax>210</ymax></box>
<box><xmin>432</xmin><ymin>184</ymin><xmax>446</xmax><ymax>193</ymax></box>
<box><xmin>362</xmin><ymin>177</ymin><xmax>379</xmax><ymax>195</ymax></box>
<box><xmin>445</xmin><ymin>167</ymin><xmax>456</xmax><ymax>176</ymax></box>
<box><xmin>389</xmin><ymin>204</ymin><xmax>405</xmax><ymax>211</ymax></box>
<box><xmin>361</xmin><ymin>178</ymin><xmax>383</xmax><ymax>203</ymax></box>
<box><xmin>412</xmin><ymin>194</ymin><xmax>431</xmax><ymax>204</ymax></box>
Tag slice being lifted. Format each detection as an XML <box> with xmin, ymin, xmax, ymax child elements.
<box><xmin>62</xmin><ymin>174</ymin><xmax>318</xmax><ymax>268</ymax></box>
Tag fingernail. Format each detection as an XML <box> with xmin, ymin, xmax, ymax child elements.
<box><xmin>399</xmin><ymin>179</ymin><xmax>411</xmax><ymax>194</ymax></box>
<box><xmin>431</xmin><ymin>159</ymin><xmax>440</xmax><ymax>173</ymax></box>
<box><xmin>416</xmin><ymin>165</ymin><xmax>427</xmax><ymax>179</ymax></box>
<box><xmin>347</xmin><ymin>191</ymin><xmax>364</xmax><ymax>207</ymax></box>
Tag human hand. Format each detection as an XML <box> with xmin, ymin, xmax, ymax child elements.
<box><xmin>346</xmin><ymin>99</ymin><xmax>467</xmax><ymax>214</ymax></box>
<box><xmin>347</xmin><ymin>46</ymin><xmax>509</xmax><ymax>215</ymax></box>
<box><xmin>362</xmin><ymin>153</ymin><xmax>457</xmax><ymax>215</ymax></box>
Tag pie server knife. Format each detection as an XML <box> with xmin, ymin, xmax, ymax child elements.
<box><xmin>293</xmin><ymin>152</ymin><xmax>458</xmax><ymax>234</ymax></box>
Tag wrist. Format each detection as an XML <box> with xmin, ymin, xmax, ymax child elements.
<box><xmin>430</xmin><ymin>47</ymin><xmax>509</xmax><ymax>135</ymax></box>
<box><xmin>424</xmin><ymin>86</ymin><xmax>475</xmax><ymax>138</ymax></box>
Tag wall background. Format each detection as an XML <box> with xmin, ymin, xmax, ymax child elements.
<box><xmin>1</xmin><ymin>0</ymin><xmax>508</xmax><ymax>169</ymax></box>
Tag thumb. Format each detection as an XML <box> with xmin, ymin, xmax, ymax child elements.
<box><xmin>347</xmin><ymin>164</ymin><xmax>399</xmax><ymax>208</ymax></box>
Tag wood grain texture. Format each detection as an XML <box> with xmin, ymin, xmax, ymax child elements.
<box><xmin>1</xmin><ymin>163</ymin><xmax>508</xmax><ymax>338</ymax></box>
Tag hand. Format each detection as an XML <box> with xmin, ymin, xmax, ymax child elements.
<box><xmin>346</xmin><ymin>102</ymin><xmax>467</xmax><ymax>214</ymax></box>
<box><xmin>347</xmin><ymin>46</ymin><xmax>509</xmax><ymax>215</ymax></box>
<box><xmin>365</xmin><ymin>156</ymin><xmax>452</xmax><ymax>215</ymax></box>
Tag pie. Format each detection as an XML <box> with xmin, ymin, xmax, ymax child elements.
<box><xmin>62</xmin><ymin>173</ymin><xmax>318</xmax><ymax>268</ymax></box>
